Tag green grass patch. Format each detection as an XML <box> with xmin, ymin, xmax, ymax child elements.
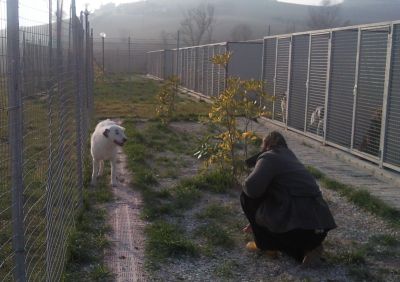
<box><xmin>194</xmin><ymin>223</ymin><xmax>235</xmax><ymax>248</ymax></box>
<box><xmin>214</xmin><ymin>259</ymin><xmax>240</xmax><ymax>279</ymax></box>
<box><xmin>196</xmin><ymin>204</ymin><xmax>233</xmax><ymax>221</ymax></box>
<box><xmin>95</xmin><ymin>76</ymin><xmax>210</xmax><ymax>120</ymax></box>
<box><xmin>63</xmin><ymin>161</ymin><xmax>113</xmax><ymax>281</ymax></box>
<box><xmin>307</xmin><ymin>166</ymin><xmax>400</xmax><ymax>228</ymax></box>
<box><xmin>146</xmin><ymin>221</ymin><xmax>198</xmax><ymax>262</ymax></box>
<box><xmin>180</xmin><ymin>169</ymin><xmax>234</xmax><ymax>194</ymax></box>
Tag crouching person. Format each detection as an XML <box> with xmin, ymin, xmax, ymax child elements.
<box><xmin>241</xmin><ymin>131</ymin><xmax>336</xmax><ymax>266</ymax></box>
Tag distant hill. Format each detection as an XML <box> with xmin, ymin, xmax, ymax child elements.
<box><xmin>89</xmin><ymin>0</ymin><xmax>400</xmax><ymax>43</ymax></box>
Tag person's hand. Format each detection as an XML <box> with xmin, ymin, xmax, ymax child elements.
<box><xmin>242</xmin><ymin>223</ymin><xmax>252</xmax><ymax>234</ymax></box>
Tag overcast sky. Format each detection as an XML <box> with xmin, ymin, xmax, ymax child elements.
<box><xmin>16</xmin><ymin>0</ymin><xmax>344</xmax><ymax>26</ymax></box>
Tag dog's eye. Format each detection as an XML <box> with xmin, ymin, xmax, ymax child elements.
<box><xmin>115</xmin><ymin>131</ymin><xmax>119</xmax><ymax>135</ymax></box>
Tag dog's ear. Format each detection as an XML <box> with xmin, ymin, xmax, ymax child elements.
<box><xmin>103</xmin><ymin>128</ymin><xmax>110</xmax><ymax>138</ymax></box>
<box><xmin>120</xmin><ymin>126</ymin><xmax>126</xmax><ymax>131</ymax></box>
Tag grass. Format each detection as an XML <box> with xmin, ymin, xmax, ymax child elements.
<box><xmin>307</xmin><ymin>166</ymin><xmax>400</xmax><ymax>228</ymax></box>
<box><xmin>194</xmin><ymin>223</ymin><xmax>235</xmax><ymax>248</ymax></box>
<box><xmin>145</xmin><ymin>221</ymin><xmax>198</xmax><ymax>263</ymax></box>
<box><xmin>214</xmin><ymin>259</ymin><xmax>240</xmax><ymax>279</ymax></box>
<box><xmin>95</xmin><ymin>75</ymin><xmax>210</xmax><ymax>120</ymax></box>
<box><xmin>62</xmin><ymin>159</ymin><xmax>114</xmax><ymax>281</ymax></box>
<box><xmin>196</xmin><ymin>204</ymin><xmax>233</xmax><ymax>221</ymax></box>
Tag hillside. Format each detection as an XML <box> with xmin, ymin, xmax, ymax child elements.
<box><xmin>89</xmin><ymin>0</ymin><xmax>400</xmax><ymax>42</ymax></box>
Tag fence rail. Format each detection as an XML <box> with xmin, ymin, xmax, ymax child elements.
<box><xmin>0</xmin><ymin>0</ymin><xmax>94</xmax><ymax>281</ymax></box>
<box><xmin>147</xmin><ymin>20</ymin><xmax>400</xmax><ymax>173</ymax></box>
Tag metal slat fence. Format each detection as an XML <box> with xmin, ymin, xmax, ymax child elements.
<box><xmin>146</xmin><ymin>20</ymin><xmax>400</xmax><ymax>173</ymax></box>
<box><xmin>0</xmin><ymin>0</ymin><xmax>94</xmax><ymax>281</ymax></box>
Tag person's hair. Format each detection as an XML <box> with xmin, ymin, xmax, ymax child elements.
<box><xmin>262</xmin><ymin>131</ymin><xmax>288</xmax><ymax>151</ymax></box>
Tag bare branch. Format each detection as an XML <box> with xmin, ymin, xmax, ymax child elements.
<box><xmin>180</xmin><ymin>3</ymin><xmax>215</xmax><ymax>46</ymax></box>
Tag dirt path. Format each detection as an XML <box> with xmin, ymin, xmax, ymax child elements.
<box><xmin>104</xmin><ymin>147</ymin><xmax>147</xmax><ymax>281</ymax></box>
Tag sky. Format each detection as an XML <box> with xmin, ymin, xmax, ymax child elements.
<box><xmin>278</xmin><ymin>0</ymin><xmax>343</xmax><ymax>5</ymax></box>
<box><xmin>15</xmin><ymin>0</ymin><xmax>344</xmax><ymax>26</ymax></box>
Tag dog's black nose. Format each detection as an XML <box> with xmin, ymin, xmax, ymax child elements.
<box><xmin>123</xmin><ymin>138</ymin><xmax>127</xmax><ymax>142</ymax></box>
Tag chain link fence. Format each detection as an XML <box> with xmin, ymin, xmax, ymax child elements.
<box><xmin>146</xmin><ymin>20</ymin><xmax>400</xmax><ymax>174</ymax></box>
<box><xmin>93</xmin><ymin>37</ymin><xmax>175</xmax><ymax>74</ymax></box>
<box><xmin>0</xmin><ymin>0</ymin><xmax>94</xmax><ymax>281</ymax></box>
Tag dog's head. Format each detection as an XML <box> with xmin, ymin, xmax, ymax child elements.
<box><xmin>103</xmin><ymin>125</ymin><xmax>127</xmax><ymax>146</ymax></box>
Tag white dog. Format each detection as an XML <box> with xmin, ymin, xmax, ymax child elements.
<box><xmin>310</xmin><ymin>106</ymin><xmax>324</xmax><ymax>136</ymax></box>
<box><xmin>280</xmin><ymin>96</ymin><xmax>287</xmax><ymax>124</ymax></box>
<box><xmin>90</xmin><ymin>119</ymin><xmax>127</xmax><ymax>186</ymax></box>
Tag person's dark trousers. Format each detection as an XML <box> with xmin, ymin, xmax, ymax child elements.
<box><xmin>240</xmin><ymin>192</ymin><xmax>327</xmax><ymax>261</ymax></box>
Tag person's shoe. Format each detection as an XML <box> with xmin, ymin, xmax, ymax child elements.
<box><xmin>302</xmin><ymin>245</ymin><xmax>323</xmax><ymax>267</ymax></box>
<box><xmin>245</xmin><ymin>241</ymin><xmax>258</xmax><ymax>251</ymax></box>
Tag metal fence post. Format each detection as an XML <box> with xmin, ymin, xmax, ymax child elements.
<box><xmin>285</xmin><ymin>36</ymin><xmax>293</xmax><ymax>128</ymax></box>
<box><xmin>128</xmin><ymin>36</ymin><xmax>131</xmax><ymax>74</ymax></box>
<box><xmin>379</xmin><ymin>24</ymin><xmax>394</xmax><ymax>168</ymax></box>
<box><xmin>176</xmin><ymin>30</ymin><xmax>180</xmax><ymax>77</ymax></box>
<box><xmin>7</xmin><ymin>0</ymin><xmax>27</xmax><ymax>280</ymax></box>
<box><xmin>272</xmin><ymin>39</ymin><xmax>278</xmax><ymax>120</ymax></box>
<box><xmin>72</xmin><ymin>0</ymin><xmax>84</xmax><ymax>208</ymax></box>
<box><xmin>304</xmin><ymin>34</ymin><xmax>312</xmax><ymax>132</ymax></box>
<box><xmin>350</xmin><ymin>28</ymin><xmax>362</xmax><ymax>150</ymax></box>
<box><xmin>323</xmin><ymin>31</ymin><xmax>333</xmax><ymax>145</ymax></box>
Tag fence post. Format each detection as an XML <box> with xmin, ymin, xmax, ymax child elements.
<box><xmin>72</xmin><ymin>0</ymin><xmax>84</xmax><ymax>208</ymax></box>
<box><xmin>7</xmin><ymin>0</ymin><xmax>26</xmax><ymax>280</ymax></box>
<box><xmin>285</xmin><ymin>36</ymin><xmax>293</xmax><ymax>128</ymax></box>
<box><xmin>322</xmin><ymin>31</ymin><xmax>333</xmax><ymax>145</ymax></box>
<box><xmin>379</xmin><ymin>24</ymin><xmax>394</xmax><ymax>168</ymax></box>
<box><xmin>272</xmin><ymin>38</ymin><xmax>278</xmax><ymax>120</ymax></box>
<box><xmin>304</xmin><ymin>34</ymin><xmax>312</xmax><ymax>133</ymax></box>
<box><xmin>128</xmin><ymin>36</ymin><xmax>131</xmax><ymax>74</ymax></box>
<box><xmin>176</xmin><ymin>30</ymin><xmax>180</xmax><ymax>77</ymax></box>
<box><xmin>85</xmin><ymin>10</ymin><xmax>90</xmax><ymax>118</ymax></box>
<box><xmin>350</xmin><ymin>28</ymin><xmax>362</xmax><ymax>150</ymax></box>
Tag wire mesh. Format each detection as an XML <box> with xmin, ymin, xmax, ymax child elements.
<box><xmin>262</xmin><ymin>38</ymin><xmax>277</xmax><ymax>119</ymax></box>
<box><xmin>274</xmin><ymin>37</ymin><xmax>291</xmax><ymax>123</ymax></box>
<box><xmin>384</xmin><ymin>23</ymin><xmax>400</xmax><ymax>167</ymax></box>
<box><xmin>306</xmin><ymin>33</ymin><xmax>330</xmax><ymax>137</ymax></box>
<box><xmin>0</xmin><ymin>0</ymin><xmax>94</xmax><ymax>281</ymax></box>
<box><xmin>353</xmin><ymin>27</ymin><xmax>389</xmax><ymax>157</ymax></box>
<box><xmin>287</xmin><ymin>34</ymin><xmax>309</xmax><ymax>131</ymax></box>
<box><xmin>0</xmin><ymin>0</ymin><xmax>14</xmax><ymax>280</ymax></box>
<box><xmin>326</xmin><ymin>29</ymin><xmax>358</xmax><ymax>148</ymax></box>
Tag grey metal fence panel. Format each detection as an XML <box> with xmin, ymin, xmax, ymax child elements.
<box><xmin>274</xmin><ymin>37</ymin><xmax>291</xmax><ymax>123</ymax></box>
<box><xmin>306</xmin><ymin>33</ymin><xmax>330</xmax><ymax>137</ymax></box>
<box><xmin>164</xmin><ymin>50</ymin><xmax>173</xmax><ymax>78</ymax></box>
<box><xmin>384</xmin><ymin>23</ymin><xmax>400</xmax><ymax>167</ymax></box>
<box><xmin>186</xmin><ymin>48</ymin><xmax>191</xmax><ymax>88</ymax></box>
<box><xmin>195</xmin><ymin>47</ymin><xmax>202</xmax><ymax>92</ymax></box>
<box><xmin>218</xmin><ymin>45</ymin><xmax>228</xmax><ymax>94</ymax></box>
<box><xmin>211</xmin><ymin>46</ymin><xmax>218</xmax><ymax>97</ymax></box>
<box><xmin>207</xmin><ymin>46</ymin><xmax>214</xmax><ymax>97</ymax></box>
<box><xmin>262</xmin><ymin>38</ymin><xmax>277</xmax><ymax>119</ymax></box>
<box><xmin>353</xmin><ymin>27</ymin><xmax>389</xmax><ymax>157</ymax></box>
<box><xmin>227</xmin><ymin>42</ymin><xmax>263</xmax><ymax>81</ymax></box>
<box><xmin>326</xmin><ymin>29</ymin><xmax>359</xmax><ymax>148</ymax></box>
<box><xmin>288</xmin><ymin>34</ymin><xmax>309</xmax><ymax>131</ymax></box>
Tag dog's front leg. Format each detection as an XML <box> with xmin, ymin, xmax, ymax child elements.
<box><xmin>91</xmin><ymin>159</ymin><xmax>99</xmax><ymax>186</ymax></box>
<box><xmin>110</xmin><ymin>158</ymin><xmax>118</xmax><ymax>187</ymax></box>
<box><xmin>98</xmin><ymin>160</ymin><xmax>104</xmax><ymax>177</ymax></box>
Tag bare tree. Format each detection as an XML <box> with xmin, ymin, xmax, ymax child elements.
<box><xmin>180</xmin><ymin>3</ymin><xmax>215</xmax><ymax>46</ymax></box>
<box><xmin>230</xmin><ymin>24</ymin><xmax>253</xmax><ymax>41</ymax></box>
<box><xmin>160</xmin><ymin>30</ymin><xmax>170</xmax><ymax>49</ymax></box>
<box><xmin>307</xmin><ymin>0</ymin><xmax>350</xmax><ymax>30</ymax></box>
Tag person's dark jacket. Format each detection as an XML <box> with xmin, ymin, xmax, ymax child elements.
<box><xmin>243</xmin><ymin>148</ymin><xmax>337</xmax><ymax>233</ymax></box>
